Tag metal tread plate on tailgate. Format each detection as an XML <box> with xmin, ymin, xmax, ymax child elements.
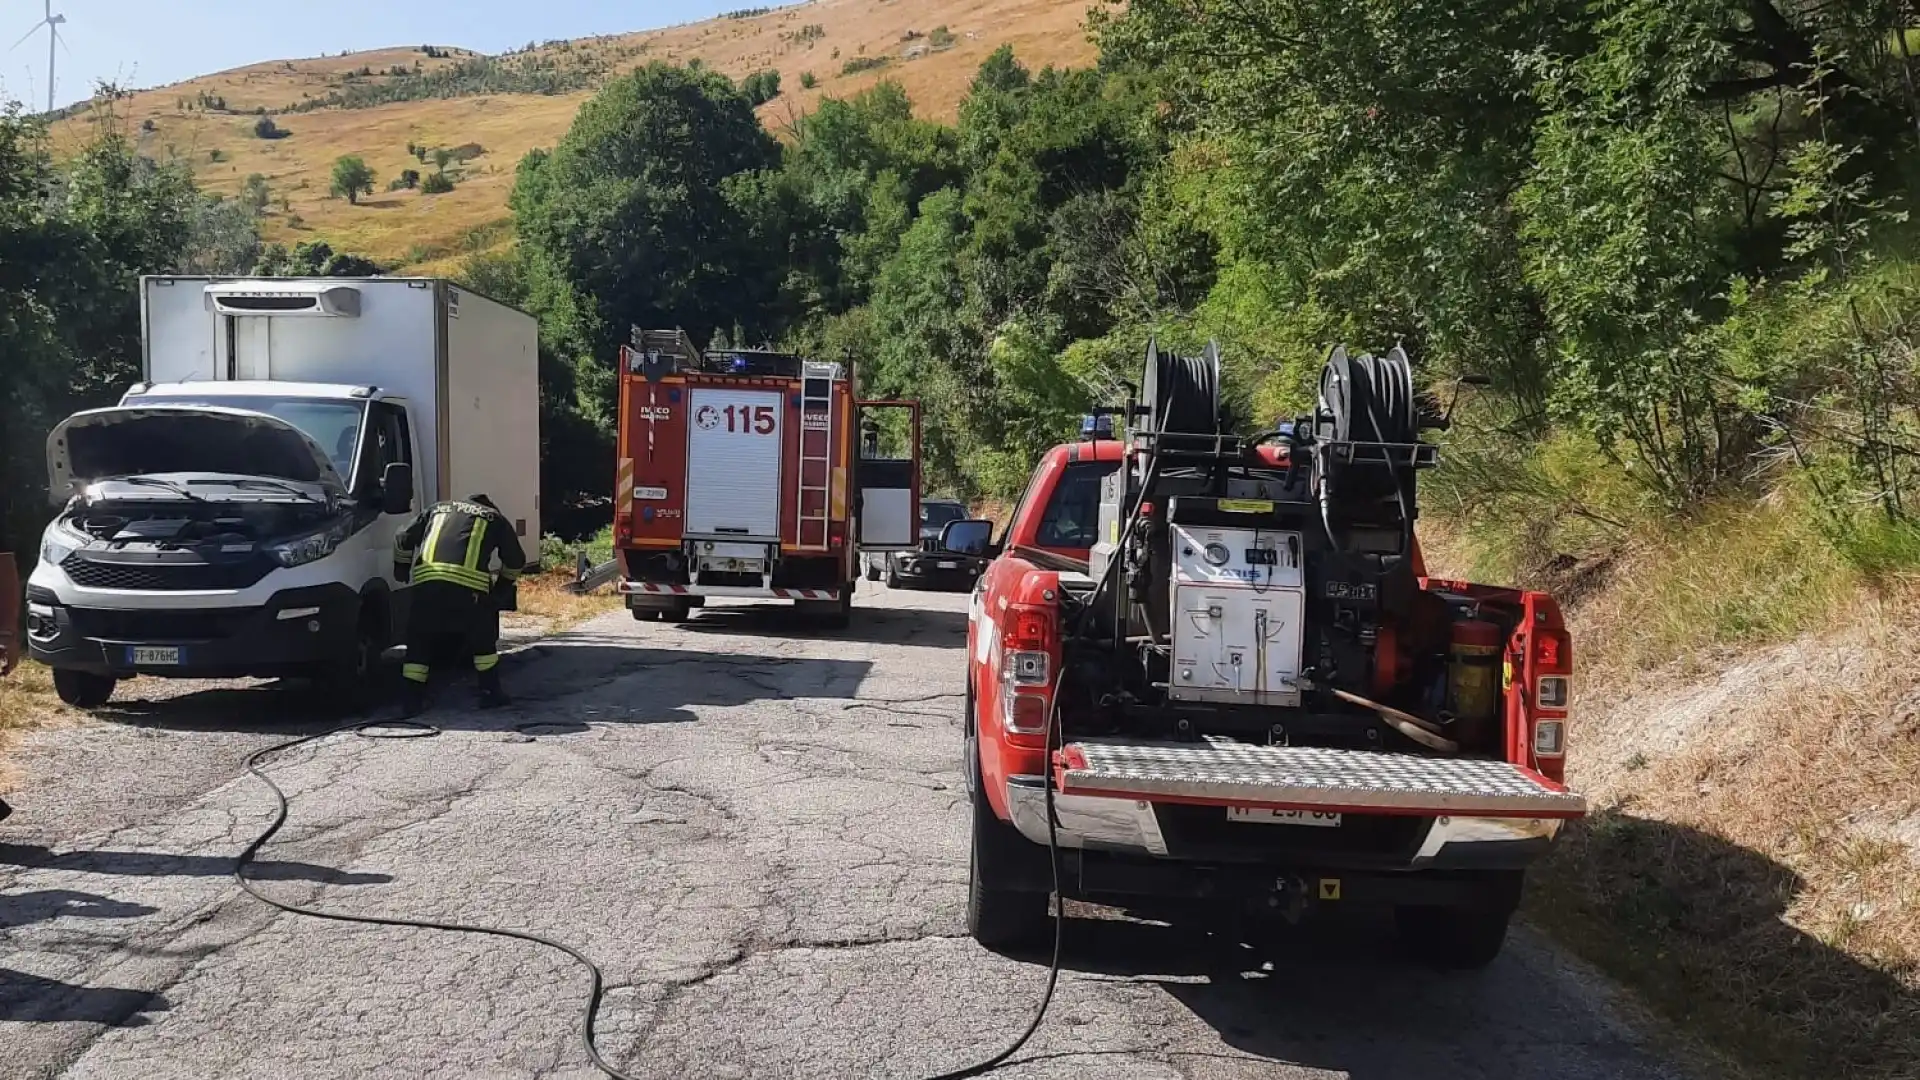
<box><xmin>1058</xmin><ymin>740</ymin><xmax>1586</xmax><ymax>818</ymax></box>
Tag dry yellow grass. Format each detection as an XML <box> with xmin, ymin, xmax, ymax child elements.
<box><xmin>0</xmin><ymin>661</ymin><xmax>79</xmax><ymax>789</ymax></box>
<box><xmin>52</xmin><ymin>0</ymin><xmax>1099</xmax><ymax>269</ymax></box>
<box><xmin>1447</xmin><ymin>497</ymin><xmax>1920</xmax><ymax>1079</ymax></box>
<box><xmin>510</xmin><ymin>569</ymin><xmax>624</xmax><ymax>635</ymax></box>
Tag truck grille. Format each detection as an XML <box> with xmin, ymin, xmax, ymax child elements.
<box><xmin>65</xmin><ymin>607</ymin><xmax>251</xmax><ymax>641</ymax></box>
<box><xmin>62</xmin><ymin>554</ymin><xmax>273</xmax><ymax>592</ymax></box>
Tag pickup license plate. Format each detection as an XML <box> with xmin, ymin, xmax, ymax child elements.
<box><xmin>937</xmin><ymin>560</ymin><xmax>958</xmax><ymax>569</ymax></box>
<box><xmin>1227</xmin><ymin>806</ymin><xmax>1342</xmax><ymax>828</ymax></box>
<box><xmin>127</xmin><ymin>646</ymin><xmax>182</xmax><ymax>666</ymax></box>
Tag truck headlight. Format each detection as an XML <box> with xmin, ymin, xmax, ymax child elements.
<box><xmin>270</xmin><ymin>520</ymin><xmax>353</xmax><ymax>568</ymax></box>
<box><xmin>41</xmin><ymin>528</ymin><xmax>78</xmax><ymax>566</ymax></box>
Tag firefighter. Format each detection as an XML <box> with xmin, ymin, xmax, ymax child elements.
<box><xmin>393</xmin><ymin>493</ymin><xmax>526</xmax><ymax>716</ymax></box>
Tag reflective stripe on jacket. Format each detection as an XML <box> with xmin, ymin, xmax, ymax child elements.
<box><xmin>394</xmin><ymin>500</ymin><xmax>528</xmax><ymax>593</ymax></box>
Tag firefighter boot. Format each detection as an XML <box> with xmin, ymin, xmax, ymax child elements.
<box><xmin>398</xmin><ymin>676</ymin><xmax>429</xmax><ymax>719</ymax></box>
<box><xmin>476</xmin><ymin>666</ymin><xmax>510</xmax><ymax>709</ymax></box>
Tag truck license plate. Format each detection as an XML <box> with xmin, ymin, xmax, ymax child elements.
<box><xmin>937</xmin><ymin>560</ymin><xmax>958</xmax><ymax>569</ymax></box>
<box><xmin>127</xmin><ymin>646</ymin><xmax>182</xmax><ymax>666</ymax></box>
<box><xmin>1227</xmin><ymin>806</ymin><xmax>1341</xmax><ymax>828</ymax></box>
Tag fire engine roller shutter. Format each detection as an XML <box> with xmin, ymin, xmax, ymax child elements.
<box><xmin>685</xmin><ymin>388</ymin><xmax>784</xmax><ymax>539</ymax></box>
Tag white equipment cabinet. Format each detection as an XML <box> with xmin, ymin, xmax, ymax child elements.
<box><xmin>1167</xmin><ymin>524</ymin><xmax>1307</xmax><ymax>706</ymax></box>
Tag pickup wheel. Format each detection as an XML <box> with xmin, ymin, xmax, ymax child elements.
<box><xmin>1393</xmin><ymin>902</ymin><xmax>1515</xmax><ymax>970</ymax></box>
<box><xmin>965</xmin><ymin>741</ymin><xmax>1051</xmax><ymax>954</ymax></box>
<box><xmin>53</xmin><ymin>669</ymin><xmax>117</xmax><ymax>709</ymax></box>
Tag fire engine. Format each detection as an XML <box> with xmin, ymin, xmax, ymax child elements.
<box><xmin>612</xmin><ymin>329</ymin><xmax>921</xmax><ymax>626</ymax></box>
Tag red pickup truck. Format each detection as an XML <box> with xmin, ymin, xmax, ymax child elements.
<box><xmin>956</xmin><ymin>346</ymin><xmax>1585</xmax><ymax>970</ymax></box>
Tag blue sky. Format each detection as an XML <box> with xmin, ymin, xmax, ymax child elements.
<box><xmin>1</xmin><ymin>0</ymin><xmax>755</xmax><ymax>111</ymax></box>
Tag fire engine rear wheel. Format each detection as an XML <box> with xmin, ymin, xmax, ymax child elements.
<box><xmin>662</xmin><ymin>602</ymin><xmax>693</xmax><ymax>624</ymax></box>
<box><xmin>966</xmin><ymin>760</ymin><xmax>1052</xmax><ymax>953</ymax></box>
<box><xmin>865</xmin><ymin>562</ymin><xmax>881</xmax><ymax>582</ymax></box>
<box><xmin>630</xmin><ymin>608</ymin><xmax>657</xmax><ymax>621</ymax></box>
<box><xmin>1393</xmin><ymin>898</ymin><xmax>1516</xmax><ymax>970</ymax></box>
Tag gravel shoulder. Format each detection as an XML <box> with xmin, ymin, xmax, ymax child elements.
<box><xmin>0</xmin><ymin>584</ymin><xmax>1708</xmax><ymax>1080</ymax></box>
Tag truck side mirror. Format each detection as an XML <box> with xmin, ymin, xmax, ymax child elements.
<box><xmin>381</xmin><ymin>462</ymin><xmax>414</xmax><ymax>516</ymax></box>
<box><xmin>940</xmin><ymin>519</ymin><xmax>994</xmax><ymax>557</ymax></box>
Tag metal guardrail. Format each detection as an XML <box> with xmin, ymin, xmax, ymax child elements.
<box><xmin>562</xmin><ymin>552</ymin><xmax>621</xmax><ymax>595</ymax></box>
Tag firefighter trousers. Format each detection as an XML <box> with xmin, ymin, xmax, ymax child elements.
<box><xmin>401</xmin><ymin>581</ymin><xmax>501</xmax><ymax>687</ymax></box>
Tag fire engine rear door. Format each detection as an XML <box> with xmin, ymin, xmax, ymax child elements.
<box><xmin>856</xmin><ymin>399</ymin><xmax>922</xmax><ymax>550</ymax></box>
<box><xmin>685</xmin><ymin>388</ymin><xmax>783</xmax><ymax>539</ymax></box>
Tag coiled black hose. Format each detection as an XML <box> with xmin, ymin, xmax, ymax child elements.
<box><xmin>1313</xmin><ymin>344</ymin><xmax>1421</xmax><ymax>580</ymax></box>
<box><xmin>1139</xmin><ymin>339</ymin><xmax>1223</xmax><ymax>435</ymax></box>
<box><xmin>1319</xmin><ymin>344</ymin><xmax>1417</xmax><ymax>448</ymax></box>
<box><xmin>1084</xmin><ymin>340</ymin><xmax>1221</xmax><ymax>642</ymax></box>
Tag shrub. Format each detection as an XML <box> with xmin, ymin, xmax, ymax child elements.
<box><xmin>840</xmin><ymin>56</ymin><xmax>888</xmax><ymax>76</ymax></box>
<box><xmin>253</xmin><ymin>116</ymin><xmax>286</xmax><ymax>139</ymax></box>
<box><xmin>799</xmin><ymin>71</ymin><xmax>817</xmax><ymax>89</ymax></box>
<box><xmin>421</xmin><ymin>171</ymin><xmax>455</xmax><ymax>195</ymax></box>
<box><xmin>243</xmin><ymin>173</ymin><xmax>271</xmax><ymax>210</ymax></box>
<box><xmin>329</xmin><ymin>155</ymin><xmax>375</xmax><ymax>204</ymax></box>
<box><xmin>929</xmin><ymin>25</ymin><xmax>956</xmax><ymax>48</ymax></box>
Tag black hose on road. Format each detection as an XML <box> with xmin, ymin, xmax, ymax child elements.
<box><xmin>236</xmin><ymin>714</ymin><xmax>1070</xmax><ymax>1080</ymax></box>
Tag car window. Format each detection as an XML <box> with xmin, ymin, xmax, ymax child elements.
<box><xmin>921</xmin><ymin>502</ymin><xmax>966</xmax><ymax>527</ymax></box>
<box><xmin>1036</xmin><ymin>462</ymin><xmax>1116</xmax><ymax>549</ymax></box>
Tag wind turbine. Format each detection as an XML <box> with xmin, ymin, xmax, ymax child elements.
<box><xmin>11</xmin><ymin>0</ymin><xmax>69</xmax><ymax>112</ymax></box>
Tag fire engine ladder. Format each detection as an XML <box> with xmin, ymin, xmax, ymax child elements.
<box><xmin>795</xmin><ymin>361</ymin><xmax>838</xmax><ymax>551</ymax></box>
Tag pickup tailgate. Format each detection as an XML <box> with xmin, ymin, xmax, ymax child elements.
<box><xmin>1056</xmin><ymin>740</ymin><xmax>1586</xmax><ymax>819</ymax></box>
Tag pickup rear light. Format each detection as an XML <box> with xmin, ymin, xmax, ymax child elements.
<box><xmin>1001</xmin><ymin>601</ymin><xmax>1057</xmax><ymax>735</ymax></box>
<box><xmin>1534</xmin><ymin>628</ymin><xmax>1570</xmax><ymax>673</ymax></box>
<box><xmin>1533</xmin><ymin>719</ymin><xmax>1565</xmax><ymax>757</ymax></box>
<box><xmin>1003</xmin><ymin>690</ymin><xmax>1050</xmax><ymax>734</ymax></box>
<box><xmin>1004</xmin><ymin>603</ymin><xmax>1054</xmax><ymax>652</ymax></box>
<box><xmin>1537</xmin><ymin>675</ymin><xmax>1570</xmax><ymax>709</ymax></box>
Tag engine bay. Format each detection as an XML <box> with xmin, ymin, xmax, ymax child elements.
<box><xmin>62</xmin><ymin>483</ymin><xmax>342</xmax><ymax>551</ymax></box>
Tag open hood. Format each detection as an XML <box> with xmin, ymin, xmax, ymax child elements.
<box><xmin>46</xmin><ymin>405</ymin><xmax>345</xmax><ymax>504</ymax></box>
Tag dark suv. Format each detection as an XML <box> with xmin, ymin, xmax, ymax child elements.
<box><xmin>863</xmin><ymin>499</ymin><xmax>980</xmax><ymax>589</ymax></box>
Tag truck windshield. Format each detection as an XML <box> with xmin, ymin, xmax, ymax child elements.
<box><xmin>134</xmin><ymin>396</ymin><xmax>366</xmax><ymax>478</ymax></box>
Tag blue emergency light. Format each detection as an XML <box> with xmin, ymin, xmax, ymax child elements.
<box><xmin>1080</xmin><ymin>414</ymin><xmax>1114</xmax><ymax>439</ymax></box>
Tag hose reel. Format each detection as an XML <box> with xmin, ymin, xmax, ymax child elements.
<box><xmin>1138</xmin><ymin>339</ymin><xmax>1224</xmax><ymax>437</ymax></box>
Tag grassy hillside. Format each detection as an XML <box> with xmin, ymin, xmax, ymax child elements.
<box><xmin>48</xmin><ymin>0</ymin><xmax>1097</xmax><ymax>272</ymax></box>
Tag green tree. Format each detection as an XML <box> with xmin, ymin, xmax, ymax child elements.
<box><xmin>511</xmin><ymin>62</ymin><xmax>781</xmax><ymax>377</ymax></box>
<box><xmin>329</xmin><ymin>155</ymin><xmax>375</xmax><ymax>204</ymax></box>
<box><xmin>421</xmin><ymin>170</ymin><xmax>454</xmax><ymax>194</ymax></box>
<box><xmin>243</xmin><ymin>172</ymin><xmax>271</xmax><ymax>210</ymax></box>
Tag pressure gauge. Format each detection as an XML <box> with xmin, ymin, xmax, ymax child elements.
<box><xmin>1203</xmin><ymin>542</ymin><xmax>1231</xmax><ymax>566</ymax></box>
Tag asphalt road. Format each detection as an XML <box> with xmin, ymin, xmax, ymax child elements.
<box><xmin>0</xmin><ymin>584</ymin><xmax>1704</xmax><ymax>1080</ymax></box>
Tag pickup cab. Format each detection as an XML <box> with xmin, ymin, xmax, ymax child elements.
<box><xmin>960</xmin><ymin>431</ymin><xmax>1584</xmax><ymax>969</ymax></box>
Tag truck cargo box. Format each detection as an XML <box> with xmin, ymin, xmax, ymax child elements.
<box><xmin>140</xmin><ymin>276</ymin><xmax>540</xmax><ymax>541</ymax></box>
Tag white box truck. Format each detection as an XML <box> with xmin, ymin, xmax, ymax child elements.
<box><xmin>24</xmin><ymin>276</ymin><xmax>539</xmax><ymax>708</ymax></box>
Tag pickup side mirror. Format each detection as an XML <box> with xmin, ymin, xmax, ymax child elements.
<box><xmin>380</xmin><ymin>462</ymin><xmax>414</xmax><ymax>516</ymax></box>
<box><xmin>939</xmin><ymin>519</ymin><xmax>995</xmax><ymax>557</ymax></box>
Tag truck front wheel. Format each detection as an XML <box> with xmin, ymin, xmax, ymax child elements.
<box><xmin>1393</xmin><ymin>901</ymin><xmax>1515</xmax><ymax>970</ymax></box>
<box><xmin>966</xmin><ymin>768</ymin><xmax>1052</xmax><ymax>953</ymax></box>
<box><xmin>53</xmin><ymin>669</ymin><xmax>117</xmax><ymax>709</ymax></box>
